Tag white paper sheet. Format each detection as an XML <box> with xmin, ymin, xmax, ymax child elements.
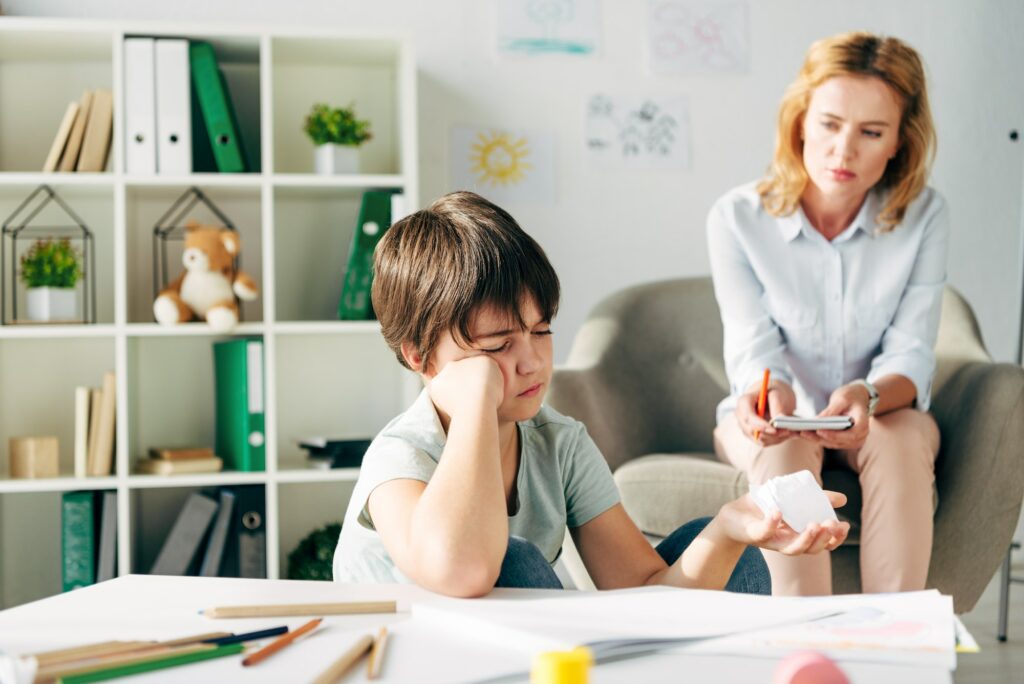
<box><xmin>450</xmin><ymin>126</ymin><xmax>556</xmax><ymax>204</ymax></box>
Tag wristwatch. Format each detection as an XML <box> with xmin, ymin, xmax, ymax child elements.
<box><xmin>851</xmin><ymin>379</ymin><xmax>880</xmax><ymax>417</ymax></box>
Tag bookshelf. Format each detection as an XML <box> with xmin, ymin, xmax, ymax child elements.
<box><xmin>0</xmin><ymin>17</ymin><xmax>418</xmax><ymax>608</ymax></box>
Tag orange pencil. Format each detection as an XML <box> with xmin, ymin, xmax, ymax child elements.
<box><xmin>241</xmin><ymin>618</ymin><xmax>322</xmax><ymax>667</ymax></box>
<box><xmin>753</xmin><ymin>368</ymin><xmax>771</xmax><ymax>441</ymax></box>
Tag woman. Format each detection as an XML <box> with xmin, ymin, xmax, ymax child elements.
<box><xmin>707</xmin><ymin>32</ymin><xmax>948</xmax><ymax>596</ymax></box>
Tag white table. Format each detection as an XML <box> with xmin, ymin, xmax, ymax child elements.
<box><xmin>0</xmin><ymin>576</ymin><xmax>952</xmax><ymax>683</ymax></box>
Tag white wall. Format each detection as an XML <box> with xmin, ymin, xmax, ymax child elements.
<box><xmin>7</xmin><ymin>0</ymin><xmax>1024</xmax><ymax>364</ymax></box>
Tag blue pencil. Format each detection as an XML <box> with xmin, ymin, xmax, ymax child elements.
<box><xmin>201</xmin><ymin>626</ymin><xmax>288</xmax><ymax>645</ymax></box>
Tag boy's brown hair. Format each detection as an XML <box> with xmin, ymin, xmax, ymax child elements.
<box><xmin>372</xmin><ymin>191</ymin><xmax>560</xmax><ymax>372</ymax></box>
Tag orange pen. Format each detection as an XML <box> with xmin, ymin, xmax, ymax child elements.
<box><xmin>753</xmin><ymin>368</ymin><xmax>771</xmax><ymax>441</ymax></box>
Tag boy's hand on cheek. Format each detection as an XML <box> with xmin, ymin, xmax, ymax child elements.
<box><xmin>428</xmin><ymin>355</ymin><xmax>505</xmax><ymax>419</ymax></box>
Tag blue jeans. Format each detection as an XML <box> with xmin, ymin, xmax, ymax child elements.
<box><xmin>495</xmin><ymin>517</ymin><xmax>771</xmax><ymax>594</ymax></box>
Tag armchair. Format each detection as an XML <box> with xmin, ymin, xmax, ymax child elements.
<box><xmin>549</xmin><ymin>277</ymin><xmax>1024</xmax><ymax>612</ymax></box>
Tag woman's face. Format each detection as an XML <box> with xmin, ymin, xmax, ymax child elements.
<box><xmin>801</xmin><ymin>75</ymin><xmax>902</xmax><ymax>204</ymax></box>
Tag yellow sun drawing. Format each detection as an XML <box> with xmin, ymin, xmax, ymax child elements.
<box><xmin>469</xmin><ymin>131</ymin><xmax>532</xmax><ymax>186</ymax></box>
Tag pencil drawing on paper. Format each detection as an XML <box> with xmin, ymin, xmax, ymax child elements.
<box><xmin>498</xmin><ymin>0</ymin><xmax>600</xmax><ymax>55</ymax></box>
<box><xmin>586</xmin><ymin>94</ymin><xmax>691</xmax><ymax>170</ymax></box>
<box><xmin>469</xmin><ymin>130</ymin><xmax>533</xmax><ymax>187</ymax></box>
<box><xmin>648</xmin><ymin>0</ymin><xmax>750</xmax><ymax>74</ymax></box>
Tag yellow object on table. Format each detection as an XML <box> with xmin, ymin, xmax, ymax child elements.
<box><xmin>531</xmin><ymin>647</ymin><xmax>593</xmax><ymax>684</ymax></box>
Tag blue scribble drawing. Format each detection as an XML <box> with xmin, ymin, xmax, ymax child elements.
<box><xmin>498</xmin><ymin>0</ymin><xmax>600</xmax><ymax>55</ymax></box>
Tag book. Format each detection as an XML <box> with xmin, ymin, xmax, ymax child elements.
<box><xmin>123</xmin><ymin>37</ymin><xmax>157</xmax><ymax>174</ymax></box>
<box><xmin>769</xmin><ymin>416</ymin><xmax>854</xmax><ymax>431</ymax></box>
<box><xmin>76</xmin><ymin>89</ymin><xmax>113</xmax><ymax>172</ymax></box>
<box><xmin>42</xmin><ymin>101</ymin><xmax>79</xmax><ymax>172</ymax></box>
<box><xmin>135</xmin><ymin>457</ymin><xmax>223</xmax><ymax>475</ymax></box>
<box><xmin>155</xmin><ymin>38</ymin><xmax>192</xmax><ymax>174</ymax></box>
<box><xmin>213</xmin><ymin>339</ymin><xmax>265</xmax><ymax>471</ymax></box>
<box><xmin>85</xmin><ymin>387</ymin><xmax>103</xmax><ymax>475</ymax></box>
<box><xmin>189</xmin><ymin>41</ymin><xmax>247</xmax><ymax>173</ymax></box>
<box><xmin>73</xmin><ymin>386</ymin><xmax>91</xmax><ymax>478</ymax></box>
<box><xmin>150</xmin><ymin>492</ymin><xmax>219</xmax><ymax>576</ymax></box>
<box><xmin>89</xmin><ymin>371</ymin><xmax>116</xmax><ymax>476</ymax></box>
<box><xmin>61</xmin><ymin>491</ymin><xmax>99</xmax><ymax>591</ymax></box>
<box><xmin>95</xmin><ymin>491</ymin><xmax>118</xmax><ymax>582</ymax></box>
<box><xmin>59</xmin><ymin>90</ymin><xmax>93</xmax><ymax>172</ymax></box>
<box><xmin>199</xmin><ymin>489</ymin><xmax>236</xmax><ymax>576</ymax></box>
<box><xmin>338</xmin><ymin>190</ymin><xmax>397</xmax><ymax>320</ymax></box>
<box><xmin>148</xmin><ymin>446</ymin><xmax>216</xmax><ymax>461</ymax></box>
<box><xmin>219</xmin><ymin>485</ymin><xmax>266</xmax><ymax>578</ymax></box>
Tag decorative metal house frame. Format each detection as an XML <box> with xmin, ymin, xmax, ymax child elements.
<box><xmin>1</xmin><ymin>185</ymin><xmax>96</xmax><ymax>325</ymax></box>
<box><xmin>151</xmin><ymin>186</ymin><xmax>243</xmax><ymax>318</ymax></box>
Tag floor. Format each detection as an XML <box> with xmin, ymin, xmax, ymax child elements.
<box><xmin>956</xmin><ymin>555</ymin><xmax>1023</xmax><ymax>683</ymax></box>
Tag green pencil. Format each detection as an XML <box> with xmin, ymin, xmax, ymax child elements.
<box><xmin>57</xmin><ymin>643</ymin><xmax>244</xmax><ymax>683</ymax></box>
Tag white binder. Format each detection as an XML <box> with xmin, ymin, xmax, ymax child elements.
<box><xmin>123</xmin><ymin>37</ymin><xmax>157</xmax><ymax>174</ymax></box>
<box><xmin>155</xmin><ymin>39</ymin><xmax>192</xmax><ymax>174</ymax></box>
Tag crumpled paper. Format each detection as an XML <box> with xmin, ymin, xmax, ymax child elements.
<box><xmin>750</xmin><ymin>469</ymin><xmax>838</xmax><ymax>533</ymax></box>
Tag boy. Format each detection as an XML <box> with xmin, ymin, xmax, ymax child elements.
<box><xmin>333</xmin><ymin>191</ymin><xmax>849</xmax><ymax>597</ymax></box>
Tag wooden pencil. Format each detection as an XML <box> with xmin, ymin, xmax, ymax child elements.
<box><xmin>31</xmin><ymin>641</ymin><xmax>153</xmax><ymax>668</ymax></box>
<box><xmin>311</xmin><ymin>634</ymin><xmax>374</xmax><ymax>684</ymax></box>
<box><xmin>202</xmin><ymin>600</ymin><xmax>396</xmax><ymax>619</ymax></box>
<box><xmin>58</xmin><ymin>643</ymin><xmax>244</xmax><ymax>684</ymax></box>
<box><xmin>242</xmin><ymin>618</ymin><xmax>322</xmax><ymax>667</ymax></box>
<box><xmin>36</xmin><ymin>643</ymin><xmax>217</xmax><ymax>681</ymax></box>
<box><xmin>366</xmin><ymin>627</ymin><xmax>389</xmax><ymax>680</ymax></box>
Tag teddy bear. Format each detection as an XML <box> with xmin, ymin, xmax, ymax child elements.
<box><xmin>153</xmin><ymin>221</ymin><xmax>258</xmax><ymax>333</ymax></box>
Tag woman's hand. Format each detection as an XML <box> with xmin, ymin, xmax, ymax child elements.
<box><xmin>802</xmin><ymin>383</ymin><xmax>870</xmax><ymax>450</ymax></box>
<box><xmin>717</xmin><ymin>491</ymin><xmax>850</xmax><ymax>555</ymax></box>
<box><xmin>735</xmin><ymin>381</ymin><xmax>797</xmax><ymax>446</ymax></box>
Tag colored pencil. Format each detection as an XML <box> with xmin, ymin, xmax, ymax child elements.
<box><xmin>242</xmin><ymin>618</ymin><xmax>323</xmax><ymax>667</ymax></box>
<box><xmin>201</xmin><ymin>625</ymin><xmax>288</xmax><ymax>645</ymax></box>
<box><xmin>311</xmin><ymin>634</ymin><xmax>374</xmax><ymax>684</ymax></box>
<box><xmin>366</xmin><ymin>627</ymin><xmax>389</xmax><ymax>680</ymax></box>
<box><xmin>57</xmin><ymin>643</ymin><xmax>243</xmax><ymax>683</ymax></box>
<box><xmin>202</xmin><ymin>600</ymin><xmax>396</xmax><ymax>619</ymax></box>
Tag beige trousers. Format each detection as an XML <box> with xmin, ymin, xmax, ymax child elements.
<box><xmin>714</xmin><ymin>409</ymin><xmax>940</xmax><ymax>596</ymax></box>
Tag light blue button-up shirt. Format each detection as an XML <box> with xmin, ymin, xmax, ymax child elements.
<box><xmin>707</xmin><ymin>182</ymin><xmax>949</xmax><ymax>424</ymax></box>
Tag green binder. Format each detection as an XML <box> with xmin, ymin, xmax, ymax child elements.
<box><xmin>338</xmin><ymin>190</ymin><xmax>397</xmax><ymax>320</ymax></box>
<box><xmin>213</xmin><ymin>338</ymin><xmax>265</xmax><ymax>471</ymax></box>
<box><xmin>61</xmin><ymin>491</ymin><xmax>98</xmax><ymax>591</ymax></box>
<box><xmin>189</xmin><ymin>41</ymin><xmax>247</xmax><ymax>173</ymax></box>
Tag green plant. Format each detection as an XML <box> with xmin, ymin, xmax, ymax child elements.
<box><xmin>19</xmin><ymin>238</ymin><xmax>82</xmax><ymax>288</ymax></box>
<box><xmin>302</xmin><ymin>103</ymin><xmax>373</xmax><ymax>146</ymax></box>
<box><xmin>286</xmin><ymin>522</ymin><xmax>342</xmax><ymax>581</ymax></box>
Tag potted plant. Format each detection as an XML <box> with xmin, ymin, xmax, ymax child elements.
<box><xmin>303</xmin><ymin>102</ymin><xmax>372</xmax><ymax>175</ymax></box>
<box><xmin>19</xmin><ymin>238</ymin><xmax>82</xmax><ymax>322</ymax></box>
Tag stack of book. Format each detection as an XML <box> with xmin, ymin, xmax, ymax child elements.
<box><xmin>42</xmin><ymin>89</ymin><xmax>114</xmax><ymax>172</ymax></box>
<box><xmin>136</xmin><ymin>447</ymin><xmax>223</xmax><ymax>475</ymax></box>
<box><xmin>72</xmin><ymin>371</ymin><xmax>117</xmax><ymax>477</ymax></box>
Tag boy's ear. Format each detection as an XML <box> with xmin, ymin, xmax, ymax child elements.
<box><xmin>400</xmin><ymin>341</ymin><xmax>425</xmax><ymax>373</ymax></box>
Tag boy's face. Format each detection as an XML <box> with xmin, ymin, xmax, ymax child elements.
<box><xmin>427</xmin><ymin>297</ymin><xmax>553</xmax><ymax>424</ymax></box>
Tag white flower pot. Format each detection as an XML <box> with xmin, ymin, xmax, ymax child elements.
<box><xmin>26</xmin><ymin>287</ymin><xmax>76</xmax><ymax>322</ymax></box>
<box><xmin>314</xmin><ymin>144</ymin><xmax>359</xmax><ymax>175</ymax></box>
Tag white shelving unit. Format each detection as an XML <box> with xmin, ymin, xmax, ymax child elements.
<box><xmin>0</xmin><ymin>17</ymin><xmax>418</xmax><ymax>608</ymax></box>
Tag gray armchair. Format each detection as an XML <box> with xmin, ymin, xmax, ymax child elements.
<box><xmin>549</xmin><ymin>277</ymin><xmax>1024</xmax><ymax>612</ymax></box>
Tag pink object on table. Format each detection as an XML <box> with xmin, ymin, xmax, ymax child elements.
<box><xmin>772</xmin><ymin>651</ymin><xmax>850</xmax><ymax>684</ymax></box>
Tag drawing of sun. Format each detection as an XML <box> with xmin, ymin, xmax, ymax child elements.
<box><xmin>470</xmin><ymin>131</ymin><xmax>532</xmax><ymax>186</ymax></box>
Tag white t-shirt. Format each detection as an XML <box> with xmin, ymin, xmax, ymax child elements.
<box><xmin>332</xmin><ymin>389</ymin><xmax>620</xmax><ymax>583</ymax></box>
<box><xmin>707</xmin><ymin>182</ymin><xmax>949</xmax><ymax>423</ymax></box>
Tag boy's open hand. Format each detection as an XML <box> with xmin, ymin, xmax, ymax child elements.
<box><xmin>427</xmin><ymin>355</ymin><xmax>504</xmax><ymax>420</ymax></box>
<box><xmin>717</xmin><ymin>491</ymin><xmax>850</xmax><ymax>555</ymax></box>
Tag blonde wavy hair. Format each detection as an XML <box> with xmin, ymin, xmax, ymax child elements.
<box><xmin>757</xmin><ymin>32</ymin><xmax>936</xmax><ymax>232</ymax></box>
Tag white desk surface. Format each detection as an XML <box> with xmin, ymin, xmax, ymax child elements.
<box><xmin>0</xmin><ymin>575</ymin><xmax>953</xmax><ymax>683</ymax></box>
